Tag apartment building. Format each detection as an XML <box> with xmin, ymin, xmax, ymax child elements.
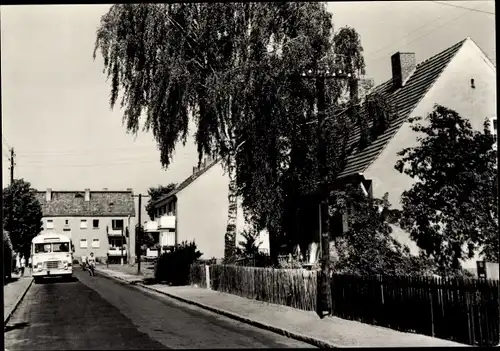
<box><xmin>35</xmin><ymin>188</ymin><xmax>136</xmax><ymax>263</ymax></box>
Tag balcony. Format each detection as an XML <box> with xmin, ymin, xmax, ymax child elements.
<box><xmin>158</xmin><ymin>215</ymin><xmax>176</xmax><ymax>230</ymax></box>
<box><xmin>107</xmin><ymin>226</ymin><xmax>124</xmax><ymax>236</ymax></box>
<box><xmin>108</xmin><ymin>246</ymin><xmax>127</xmax><ymax>257</ymax></box>
<box><xmin>144</xmin><ymin>221</ymin><xmax>159</xmax><ymax>233</ymax></box>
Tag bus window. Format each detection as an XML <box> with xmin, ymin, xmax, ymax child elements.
<box><xmin>53</xmin><ymin>243</ymin><xmax>70</xmax><ymax>252</ymax></box>
<box><xmin>35</xmin><ymin>243</ymin><xmax>52</xmax><ymax>253</ymax></box>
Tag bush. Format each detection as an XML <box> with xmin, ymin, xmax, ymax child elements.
<box><xmin>155</xmin><ymin>241</ymin><xmax>202</xmax><ymax>285</ymax></box>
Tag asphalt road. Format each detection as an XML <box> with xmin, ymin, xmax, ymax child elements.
<box><xmin>4</xmin><ymin>268</ymin><xmax>315</xmax><ymax>350</ymax></box>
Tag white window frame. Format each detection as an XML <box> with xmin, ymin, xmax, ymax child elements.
<box><xmin>92</xmin><ymin>239</ymin><xmax>100</xmax><ymax>248</ymax></box>
<box><xmin>80</xmin><ymin>239</ymin><xmax>88</xmax><ymax>248</ymax></box>
<box><xmin>46</xmin><ymin>219</ymin><xmax>54</xmax><ymax>230</ymax></box>
<box><xmin>80</xmin><ymin>219</ymin><xmax>88</xmax><ymax>229</ymax></box>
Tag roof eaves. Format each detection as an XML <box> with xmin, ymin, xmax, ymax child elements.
<box><xmin>338</xmin><ymin>38</ymin><xmax>467</xmax><ymax>179</ymax></box>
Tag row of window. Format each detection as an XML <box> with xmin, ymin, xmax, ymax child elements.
<box><xmin>45</xmin><ymin>219</ymin><xmax>124</xmax><ymax>230</ymax></box>
<box><xmin>156</xmin><ymin>202</ymin><xmax>176</xmax><ymax>218</ymax></box>
<box><xmin>80</xmin><ymin>238</ymin><xmax>100</xmax><ymax>249</ymax></box>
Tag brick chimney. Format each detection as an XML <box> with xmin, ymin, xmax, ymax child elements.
<box><xmin>84</xmin><ymin>189</ymin><xmax>90</xmax><ymax>201</ymax></box>
<box><xmin>391</xmin><ymin>52</ymin><xmax>416</xmax><ymax>89</ymax></box>
<box><xmin>46</xmin><ymin>188</ymin><xmax>52</xmax><ymax>202</ymax></box>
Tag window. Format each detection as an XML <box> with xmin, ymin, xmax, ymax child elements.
<box><xmin>80</xmin><ymin>239</ymin><xmax>88</xmax><ymax>248</ymax></box>
<box><xmin>46</xmin><ymin>219</ymin><xmax>54</xmax><ymax>230</ymax></box>
<box><xmin>80</xmin><ymin>219</ymin><xmax>87</xmax><ymax>229</ymax></box>
<box><xmin>491</xmin><ymin>117</ymin><xmax>497</xmax><ymax>137</ymax></box>
<box><xmin>93</xmin><ymin>219</ymin><xmax>99</xmax><ymax>229</ymax></box>
<box><xmin>35</xmin><ymin>244</ymin><xmax>52</xmax><ymax>253</ymax></box>
<box><xmin>112</xmin><ymin>219</ymin><xmax>124</xmax><ymax>230</ymax></box>
<box><xmin>65</xmin><ymin>219</ymin><xmax>69</xmax><ymax>225</ymax></box>
<box><xmin>53</xmin><ymin>243</ymin><xmax>70</xmax><ymax>252</ymax></box>
<box><xmin>92</xmin><ymin>239</ymin><xmax>100</xmax><ymax>248</ymax></box>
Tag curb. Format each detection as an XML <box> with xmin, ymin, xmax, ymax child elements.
<box><xmin>96</xmin><ymin>269</ymin><xmax>336</xmax><ymax>349</ymax></box>
<box><xmin>4</xmin><ymin>278</ymin><xmax>34</xmax><ymax>325</ymax></box>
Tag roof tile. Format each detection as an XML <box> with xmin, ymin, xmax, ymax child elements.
<box><xmin>36</xmin><ymin>191</ymin><xmax>136</xmax><ymax>217</ymax></box>
<box><xmin>337</xmin><ymin>38</ymin><xmax>467</xmax><ymax>178</ymax></box>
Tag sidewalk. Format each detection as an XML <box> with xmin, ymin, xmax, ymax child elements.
<box><xmin>4</xmin><ymin>272</ymin><xmax>34</xmax><ymax>324</ymax></box>
<box><xmin>95</xmin><ymin>267</ymin><xmax>466</xmax><ymax>348</ymax></box>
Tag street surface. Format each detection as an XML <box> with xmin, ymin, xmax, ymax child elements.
<box><xmin>4</xmin><ymin>267</ymin><xmax>314</xmax><ymax>350</ymax></box>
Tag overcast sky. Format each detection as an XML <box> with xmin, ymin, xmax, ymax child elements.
<box><xmin>1</xmin><ymin>2</ymin><xmax>495</xmax><ymax>194</ymax></box>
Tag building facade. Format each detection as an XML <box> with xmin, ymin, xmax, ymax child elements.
<box><xmin>302</xmin><ymin>38</ymin><xmax>496</xmax><ymax>269</ymax></box>
<box><xmin>145</xmin><ymin>157</ymin><xmax>270</xmax><ymax>261</ymax></box>
<box><xmin>36</xmin><ymin>189</ymin><xmax>136</xmax><ymax>262</ymax></box>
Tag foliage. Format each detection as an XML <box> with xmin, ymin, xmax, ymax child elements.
<box><xmin>328</xmin><ymin>184</ymin><xmax>435</xmax><ymax>276</ymax></box>
<box><xmin>236</xmin><ymin>228</ymin><xmax>262</xmax><ymax>257</ymax></box>
<box><xmin>145</xmin><ymin>183</ymin><xmax>177</xmax><ymax>220</ymax></box>
<box><xmin>154</xmin><ymin>240</ymin><xmax>202</xmax><ymax>285</ymax></box>
<box><xmin>3</xmin><ymin>179</ymin><xmax>43</xmax><ymax>257</ymax></box>
<box><xmin>93</xmin><ymin>3</ymin><xmax>365</xmax><ymax>262</ymax></box>
<box><xmin>395</xmin><ymin>105</ymin><xmax>498</xmax><ymax>273</ymax></box>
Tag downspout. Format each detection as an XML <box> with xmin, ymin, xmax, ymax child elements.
<box><xmin>127</xmin><ymin>214</ymin><xmax>131</xmax><ymax>264</ymax></box>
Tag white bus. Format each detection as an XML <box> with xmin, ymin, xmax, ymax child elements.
<box><xmin>32</xmin><ymin>233</ymin><xmax>74</xmax><ymax>283</ymax></box>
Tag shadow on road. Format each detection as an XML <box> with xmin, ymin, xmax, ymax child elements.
<box><xmin>4</xmin><ymin>322</ymin><xmax>29</xmax><ymax>333</ymax></box>
<box><xmin>35</xmin><ymin>276</ymin><xmax>79</xmax><ymax>284</ymax></box>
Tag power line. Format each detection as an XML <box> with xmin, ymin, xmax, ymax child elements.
<box><xmin>368</xmin><ymin>2</ymin><xmax>491</xmax><ymax>63</ymax></box>
<box><xmin>431</xmin><ymin>1</ymin><xmax>495</xmax><ymax>15</ymax></box>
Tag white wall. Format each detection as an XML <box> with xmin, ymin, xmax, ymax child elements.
<box><xmin>364</xmin><ymin>39</ymin><xmax>496</xmax><ymax>268</ymax></box>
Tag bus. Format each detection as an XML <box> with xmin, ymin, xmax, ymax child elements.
<box><xmin>32</xmin><ymin>233</ymin><xmax>74</xmax><ymax>283</ymax></box>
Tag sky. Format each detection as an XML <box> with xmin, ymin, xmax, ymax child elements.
<box><xmin>1</xmin><ymin>2</ymin><xmax>496</xmax><ymax>195</ymax></box>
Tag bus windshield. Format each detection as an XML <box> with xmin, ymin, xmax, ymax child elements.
<box><xmin>34</xmin><ymin>242</ymin><xmax>70</xmax><ymax>253</ymax></box>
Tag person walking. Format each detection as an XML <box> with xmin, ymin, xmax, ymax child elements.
<box><xmin>81</xmin><ymin>255</ymin><xmax>87</xmax><ymax>271</ymax></box>
<box><xmin>15</xmin><ymin>253</ymin><xmax>21</xmax><ymax>275</ymax></box>
<box><xmin>87</xmin><ymin>252</ymin><xmax>96</xmax><ymax>276</ymax></box>
<box><xmin>20</xmin><ymin>255</ymin><xmax>26</xmax><ymax>277</ymax></box>
<box><xmin>28</xmin><ymin>256</ymin><xmax>32</xmax><ymax>275</ymax></box>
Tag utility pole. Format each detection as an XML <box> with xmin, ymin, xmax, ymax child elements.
<box><xmin>132</xmin><ymin>193</ymin><xmax>149</xmax><ymax>275</ymax></box>
<box><xmin>10</xmin><ymin>148</ymin><xmax>15</xmax><ymax>184</ymax></box>
<box><xmin>300</xmin><ymin>64</ymin><xmax>358</xmax><ymax>317</ymax></box>
<box><xmin>137</xmin><ymin>193</ymin><xmax>142</xmax><ymax>275</ymax></box>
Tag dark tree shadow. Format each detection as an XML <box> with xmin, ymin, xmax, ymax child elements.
<box><xmin>35</xmin><ymin>276</ymin><xmax>78</xmax><ymax>284</ymax></box>
<box><xmin>4</xmin><ymin>322</ymin><xmax>29</xmax><ymax>333</ymax></box>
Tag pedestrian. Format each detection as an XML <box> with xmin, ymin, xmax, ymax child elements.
<box><xmin>87</xmin><ymin>252</ymin><xmax>96</xmax><ymax>276</ymax></box>
<box><xmin>28</xmin><ymin>256</ymin><xmax>32</xmax><ymax>275</ymax></box>
<box><xmin>20</xmin><ymin>255</ymin><xmax>26</xmax><ymax>277</ymax></box>
<box><xmin>15</xmin><ymin>253</ymin><xmax>20</xmax><ymax>275</ymax></box>
<box><xmin>81</xmin><ymin>255</ymin><xmax>87</xmax><ymax>271</ymax></box>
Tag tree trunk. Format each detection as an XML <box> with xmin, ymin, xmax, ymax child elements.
<box><xmin>224</xmin><ymin>153</ymin><xmax>238</xmax><ymax>263</ymax></box>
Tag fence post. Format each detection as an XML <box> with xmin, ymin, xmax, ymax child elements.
<box><xmin>429</xmin><ymin>288</ymin><xmax>435</xmax><ymax>337</ymax></box>
<box><xmin>206</xmin><ymin>264</ymin><xmax>211</xmax><ymax>290</ymax></box>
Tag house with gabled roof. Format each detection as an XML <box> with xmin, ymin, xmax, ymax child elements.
<box><xmin>144</xmin><ymin>156</ymin><xmax>270</xmax><ymax>261</ymax></box>
<box><xmin>35</xmin><ymin>189</ymin><xmax>136</xmax><ymax>263</ymax></box>
<box><xmin>301</xmin><ymin>37</ymin><xmax>496</xmax><ymax>269</ymax></box>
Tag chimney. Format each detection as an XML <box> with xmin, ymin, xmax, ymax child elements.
<box><xmin>391</xmin><ymin>52</ymin><xmax>416</xmax><ymax>89</ymax></box>
<box><xmin>126</xmin><ymin>188</ymin><xmax>133</xmax><ymax>193</ymax></box>
<box><xmin>46</xmin><ymin>188</ymin><xmax>52</xmax><ymax>202</ymax></box>
<box><xmin>102</xmin><ymin>188</ymin><xmax>108</xmax><ymax>191</ymax></box>
<box><xmin>84</xmin><ymin>189</ymin><xmax>90</xmax><ymax>201</ymax></box>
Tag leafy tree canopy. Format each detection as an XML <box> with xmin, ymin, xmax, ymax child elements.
<box><xmin>329</xmin><ymin>185</ymin><xmax>434</xmax><ymax>276</ymax></box>
<box><xmin>145</xmin><ymin>183</ymin><xmax>177</xmax><ymax>220</ymax></box>
<box><xmin>94</xmin><ymin>3</ymin><xmax>365</xmax><ymax>259</ymax></box>
<box><xmin>395</xmin><ymin>105</ymin><xmax>498</xmax><ymax>272</ymax></box>
<box><xmin>3</xmin><ymin>179</ymin><xmax>43</xmax><ymax>257</ymax></box>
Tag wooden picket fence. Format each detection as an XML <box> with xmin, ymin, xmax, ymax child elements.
<box><xmin>208</xmin><ymin>264</ymin><xmax>318</xmax><ymax>311</ymax></box>
<box><xmin>189</xmin><ymin>263</ymin><xmax>207</xmax><ymax>288</ymax></box>
<box><xmin>189</xmin><ymin>264</ymin><xmax>499</xmax><ymax>346</ymax></box>
<box><xmin>330</xmin><ymin>274</ymin><xmax>499</xmax><ymax>346</ymax></box>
